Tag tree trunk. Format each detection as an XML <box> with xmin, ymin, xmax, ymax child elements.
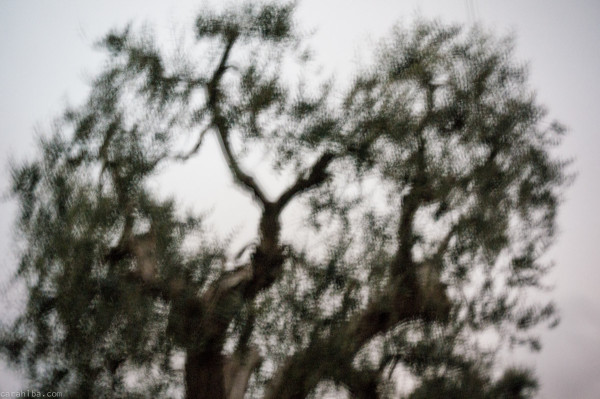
<box><xmin>185</xmin><ymin>350</ymin><xmax>225</xmax><ymax>399</ymax></box>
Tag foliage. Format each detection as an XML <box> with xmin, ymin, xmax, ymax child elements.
<box><xmin>1</xmin><ymin>3</ymin><xmax>568</xmax><ymax>398</ymax></box>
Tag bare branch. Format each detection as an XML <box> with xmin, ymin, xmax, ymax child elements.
<box><xmin>208</xmin><ymin>36</ymin><xmax>237</xmax><ymax>93</ymax></box>
<box><xmin>174</xmin><ymin>125</ymin><xmax>211</xmax><ymax>161</ymax></box>
<box><xmin>205</xmin><ymin>35</ymin><xmax>270</xmax><ymax>207</ymax></box>
<box><xmin>212</xmin><ymin>126</ymin><xmax>270</xmax><ymax>206</ymax></box>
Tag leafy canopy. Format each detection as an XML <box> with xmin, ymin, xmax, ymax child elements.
<box><xmin>2</xmin><ymin>3</ymin><xmax>567</xmax><ymax>398</ymax></box>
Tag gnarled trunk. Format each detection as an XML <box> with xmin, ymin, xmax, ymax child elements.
<box><xmin>185</xmin><ymin>348</ymin><xmax>262</xmax><ymax>399</ymax></box>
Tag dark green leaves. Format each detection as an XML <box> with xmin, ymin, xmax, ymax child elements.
<box><xmin>196</xmin><ymin>3</ymin><xmax>294</xmax><ymax>42</ymax></box>
<box><xmin>99</xmin><ymin>26</ymin><xmax>130</xmax><ymax>55</ymax></box>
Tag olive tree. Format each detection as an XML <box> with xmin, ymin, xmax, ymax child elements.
<box><xmin>2</xmin><ymin>3</ymin><xmax>567</xmax><ymax>398</ymax></box>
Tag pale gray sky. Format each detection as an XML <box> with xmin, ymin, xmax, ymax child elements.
<box><xmin>1</xmin><ymin>1</ymin><xmax>599</xmax><ymax>398</ymax></box>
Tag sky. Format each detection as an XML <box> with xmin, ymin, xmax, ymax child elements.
<box><xmin>1</xmin><ymin>0</ymin><xmax>599</xmax><ymax>397</ymax></box>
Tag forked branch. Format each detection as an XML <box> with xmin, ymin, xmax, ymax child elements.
<box><xmin>275</xmin><ymin>151</ymin><xmax>336</xmax><ymax>211</ymax></box>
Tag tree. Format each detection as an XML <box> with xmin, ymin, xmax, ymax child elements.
<box><xmin>1</xmin><ymin>3</ymin><xmax>568</xmax><ymax>398</ymax></box>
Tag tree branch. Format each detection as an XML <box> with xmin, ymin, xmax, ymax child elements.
<box><xmin>223</xmin><ymin>347</ymin><xmax>262</xmax><ymax>399</ymax></box>
<box><xmin>265</xmin><ymin>149</ymin><xmax>450</xmax><ymax>397</ymax></box>
<box><xmin>206</xmin><ymin>35</ymin><xmax>270</xmax><ymax>207</ymax></box>
<box><xmin>275</xmin><ymin>151</ymin><xmax>336</xmax><ymax>211</ymax></box>
<box><xmin>174</xmin><ymin>125</ymin><xmax>211</xmax><ymax>161</ymax></box>
<box><xmin>207</xmin><ymin>36</ymin><xmax>237</xmax><ymax>99</ymax></box>
<box><xmin>264</xmin><ymin>290</ymin><xmax>420</xmax><ymax>399</ymax></box>
<box><xmin>213</xmin><ymin>125</ymin><xmax>270</xmax><ymax>206</ymax></box>
<box><xmin>186</xmin><ymin>37</ymin><xmax>343</xmax><ymax>397</ymax></box>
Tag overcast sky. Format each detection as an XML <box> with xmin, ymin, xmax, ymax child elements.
<box><xmin>1</xmin><ymin>1</ymin><xmax>599</xmax><ymax>398</ymax></box>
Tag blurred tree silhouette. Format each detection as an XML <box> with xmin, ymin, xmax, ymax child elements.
<box><xmin>1</xmin><ymin>3</ymin><xmax>568</xmax><ymax>398</ymax></box>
